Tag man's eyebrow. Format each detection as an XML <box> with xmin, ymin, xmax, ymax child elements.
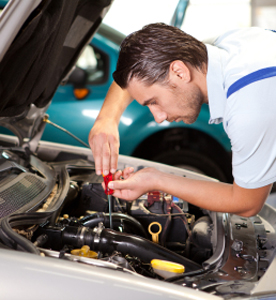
<box><xmin>142</xmin><ymin>98</ymin><xmax>154</xmax><ymax>106</ymax></box>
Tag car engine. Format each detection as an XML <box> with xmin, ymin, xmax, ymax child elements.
<box><xmin>0</xmin><ymin>148</ymin><xmax>212</xmax><ymax>270</ymax></box>
<box><xmin>0</xmin><ymin>146</ymin><xmax>274</xmax><ymax>297</ymax></box>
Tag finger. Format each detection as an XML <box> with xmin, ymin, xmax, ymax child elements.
<box><xmin>109</xmin><ymin>179</ymin><xmax>131</xmax><ymax>191</ymax></box>
<box><xmin>109</xmin><ymin>136</ymin><xmax>119</xmax><ymax>174</ymax></box>
<box><xmin>101</xmin><ymin>137</ymin><xmax>111</xmax><ymax>176</ymax></box>
<box><xmin>94</xmin><ymin>155</ymin><xmax>102</xmax><ymax>176</ymax></box>
<box><xmin>113</xmin><ymin>170</ymin><xmax>122</xmax><ymax>180</ymax></box>
<box><xmin>89</xmin><ymin>131</ymin><xmax>104</xmax><ymax>176</ymax></box>
<box><xmin>122</xmin><ymin>167</ymin><xmax>134</xmax><ymax>179</ymax></box>
<box><xmin>90</xmin><ymin>141</ymin><xmax>103</xmax><ymax>176</ymax></box>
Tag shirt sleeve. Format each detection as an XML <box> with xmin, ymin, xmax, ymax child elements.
<box><xmin>225</xmin><ymin>77</ymin><xmax>276</xmax><ymax>189</ymax></box>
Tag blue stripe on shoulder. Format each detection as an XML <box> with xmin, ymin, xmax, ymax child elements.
<box><xmin>227</xmin><ymin>67</ymin><xmax>276</xmax><ymax>98</ymax></box>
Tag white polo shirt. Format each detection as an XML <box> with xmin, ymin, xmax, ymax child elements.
<box><xmin>206</xmin><ymin>27</ymin><xmax>276</xmax><ymax>189</ymax></box>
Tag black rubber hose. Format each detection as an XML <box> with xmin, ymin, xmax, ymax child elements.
<box><xmin>62</xmin><ymin>226</ymin><xmax>201</xmax><ymax>272</ymax></box>
<box><xmin>0</xmin><ymin>216</ymin><xmax>40</xmax><ymax>254</ymax></box>
<box><xmin>164</xmin><ymin>268</ymin><xmax>207</xmax><ymax>282</ymax></box>
<box><xmin>98</xmin><ymin>229</ymin><xmax>201</xmax><ymax>271</ymax></box>
<box><xmin>81</xmin><ymin>212</ymin><xmax>148</xmax><ymax>238</ymax></box>
<box><xmin>0</xmin><ymin>212</ymin><xmax>53</xmax><ymax>255</ymax></box>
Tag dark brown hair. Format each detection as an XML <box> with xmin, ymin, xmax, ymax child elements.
<box><xmin>113</xmin><ymin>23</ymin><xmax>207</xmax><ymax>88</ymax></box>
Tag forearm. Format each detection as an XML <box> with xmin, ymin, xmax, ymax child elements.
<box><xmin>153</xmin><ymin>171</ymin><xmax>271</xmax><ymax>217</ymax></box>
<box><xmin>111</xmin><ymin>167</ymin><xmax>271</xmax><ymax>217</ymax></box>
<box><xmin>96</xmin><ymin>81</ymin><xmax>133</xmax><ymax>125</ymax></box>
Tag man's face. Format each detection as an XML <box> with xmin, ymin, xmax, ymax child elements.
<box><xmin>127</xmin><ymin>78</ymin><xmax>205</xmax><ymax>125</ymax></box>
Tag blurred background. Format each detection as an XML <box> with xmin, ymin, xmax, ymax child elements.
<box><xmin>104</xmin><ymin>0</ymin><xmax>276</xmax><ymax>40</ymax></box>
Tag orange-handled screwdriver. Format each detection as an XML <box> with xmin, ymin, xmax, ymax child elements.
<box><xmin>102</xmin><ymin>172</ymin><xmax>114</xmax><ymax>229</ymax></box>
<box><xmin>103</xmin><ymin>172</ymin><xmax>114</xmax><ymax>195</ymax></box>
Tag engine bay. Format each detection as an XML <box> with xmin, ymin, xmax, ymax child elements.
<box><xmin>0</xmin><ymin>146</ymin><xmax>274</xmax><ymax>297</ymax></box>
<box><xmin>0</xmin><ymin>148</ymin><xmax>213</xmax><ymax>273</ymax></box>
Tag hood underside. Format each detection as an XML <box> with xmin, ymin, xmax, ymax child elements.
<box><xmin>0</xmin><ymin>0</ymin><xmax>111</xmax><ymax>118</ymax></box>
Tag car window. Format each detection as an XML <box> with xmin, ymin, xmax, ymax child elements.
<box><xmin>76</xmin><ymin>44</ymin><xmax>108</xmax><ymax>84</ymax></box>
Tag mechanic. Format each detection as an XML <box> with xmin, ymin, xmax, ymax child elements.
<box><xmin>89</xmin><ymin>23</ymin><xmax>276</xmax><ymax>217</ymax></box>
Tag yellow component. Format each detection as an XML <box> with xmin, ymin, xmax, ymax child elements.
<box><xmin>63</xmin><ymin>214</ymin><xmax>69</xmax><ymax>219</ymax></box>
<box><xmin>148</xmin><ymin>222</ymin><xmax>162</xmax><ymax>243</ymax></box>
<box><xmin>151</xmin><ymin>259</ymin><xmax>185</xmax><ymax>279</ymax></box>
<box><xmin>151</xmin><ymin>259</ymin><xmax>185</xmax><ymax>273</ymax></box>
<box><xmin>71</xmin><ymin>245</ymin><xmax>98</xmax><ymax>258</ymax></box>
<box><xmin>79</xmin><ymin>245</ymin><xmax>90</xmax><ymax>256</ymax></box>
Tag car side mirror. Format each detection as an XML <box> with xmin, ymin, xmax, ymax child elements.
<box><xmin>68</xmin><ymin>66</ymin><xmax>90</xmax><ymax>100</ymax></box>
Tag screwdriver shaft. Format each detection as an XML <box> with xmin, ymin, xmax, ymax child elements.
<box><xmin>108</xmin><ymin>194</ymin><xmax>113</xmax><ymax>229</ymax></box>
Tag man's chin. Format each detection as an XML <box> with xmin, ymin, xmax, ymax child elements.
<box><xmin>185</xmin><ymin>112</ymin><xmax>201</xmax><ymax>124</ymax></box>
<box><xmin>182</xmin><ymin>117</ymin><xmax>198</xmax><ymax>125</ymax></box>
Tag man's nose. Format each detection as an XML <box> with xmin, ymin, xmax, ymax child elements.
<box><xmin>149</xmin><ymin>106</ymin><xmax>167</xmax><ymax>123</ymax></box>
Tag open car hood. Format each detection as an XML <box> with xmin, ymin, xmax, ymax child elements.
<box><xmin>0</xmin><ymin>0</ymin><xmax>111</xmax><ymax>146</ymax></box>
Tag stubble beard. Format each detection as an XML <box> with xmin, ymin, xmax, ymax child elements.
<box><xmin>178</xmin><ymin>85</ymin><xmax>204</xmax><ymax>124</ymax></box>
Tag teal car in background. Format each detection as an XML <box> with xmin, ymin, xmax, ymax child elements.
<box><xmin>0</xmin><ymin>0</ymin><xmax>232</xmax><ymax>183</ymax></box>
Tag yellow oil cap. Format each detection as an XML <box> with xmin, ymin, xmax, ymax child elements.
<box><xmin>151</xmin><ymin>259</ymin><xmax>184</xmax><ymax>279</ymax></box>
<box><xmin>71</xmin><ymin>245</ymin><xmax>98</xmax><ymax>258</ymax></box>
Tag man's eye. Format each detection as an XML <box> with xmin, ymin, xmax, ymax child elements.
<box><xmin>149</xmin><ymin>101</ymin><xmax>156</xmax><ymax>106</ymax></box>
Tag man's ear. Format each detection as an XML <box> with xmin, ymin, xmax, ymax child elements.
<box><xmin>170</xmin><ymin>60</ymin><xmax>191</xmax><ymax>83</ymax></box>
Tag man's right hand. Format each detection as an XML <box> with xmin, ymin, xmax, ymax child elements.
<box><xmin>89</xmin><ymin>117</ymin><xmax>120</xmax><ymax>176</ymax></box>
<box><xmin>88</xmin><ymin>81</ymin><xmax>133</xmax><ymax>176</ymax></box>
